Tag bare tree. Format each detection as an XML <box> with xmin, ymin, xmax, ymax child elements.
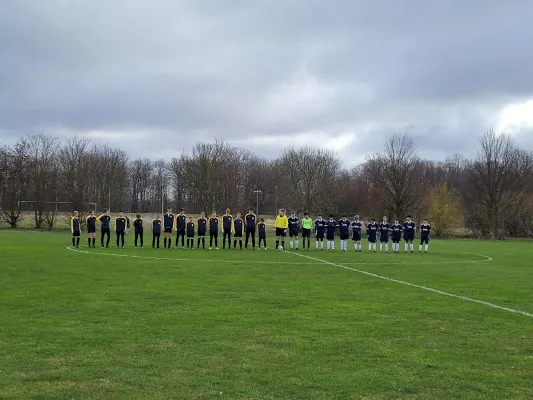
<box><xmin>0</xmin><ymin>142</ymin><xmax>30</xmax><ymax>227</ymax></box>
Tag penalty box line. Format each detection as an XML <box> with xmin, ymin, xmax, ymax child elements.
<box><xmin>287</xmin><ymin>251</ymin><xmax>533</xmax><ymax>319</ymax></box>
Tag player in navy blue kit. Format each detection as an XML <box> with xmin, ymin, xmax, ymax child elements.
<box><xmin>152</xmin><ymin>215</ymin><xmax>162</xmax><ymax>248</ymax></box>
<box><xmin>96</xmin><ymin>209</ymin><xmax>112</xmax><ymax>248</ymax></box>
<box><xmin>403</xmin><ymin>215</ymin><xmax>416</xmax><ymax>253</ymax></box>
<box><xmin>314</xmin><ymin>214</ymin><xmax>326</xmax><ymax>250</ymax></box>
<box><xmin>209</xmin><ymin>212</ymin><xmax>219</xmax><ymax>250</ymax></box>
<box><xmin>326</xmin><ymin>215</ymin><xmax>337</xmax><ymax>250</ymax></box>
<box><xmin>391</xmin><ymin>219</ymin><xmax>403</xmax><ymax>253</ymax></box>
<box><xmin>379</xmin><ymin>216</ymin><xmax>390</xmax><ymax>253</ymax></box>
<box><xmin>288</xmin><ymin>212</ymin><xmax>300</xmax><ymax>250</ymax></box>
<box><xmin>351</xmin><ymin>215</ymin><xmax>363</xmax><ymax>252</ymax></box>
<box><xmin>197</xmin><ymin>212</ymin><xmax>207</xmax><ymax>249</ymax></box>
<box><xmin>133</xmin><ymin>214</ymin><xmax>144</xmax><ymax>249</ymax></box>
<box><xmin>419</xmin><ymin>218</ymin><xmax>431</xmax><ymax>252</ymax></box>
<box><xmin>163</xmin><ymin>208</ymin><xmax>175</xmax><ymax>249</ymax></box>
<box><xmin>338</xmin><ymin>214</ymin><xmax>351</xmax><ymax>252</ymax></box>
<box><xmin>186</xmin><ymin>217</ymin><xmax>195</xmax><ymax>249</ymax></box>
<box><xmin>232</xmin><ymin>212</ymin><xmax>244</xmax><ymax>249</ymax></box>
<box><xmin>258</xmin><ymin>218</ymin><xmax>267</xmax><ymax>250</ymax></box>
<box><xmin>175</xmin><ymin>209</ymin><xmax>187</xmax><ymax>249</ymax></box>
<box><xmin>366</xmin><ymin>217</ymin><xmax>379</xmax><ymax>252</ymax></box>
<box><xmin>86</xmin><ymin>211</ymin><xmax>97</xmax><ymax>248</ymax></box>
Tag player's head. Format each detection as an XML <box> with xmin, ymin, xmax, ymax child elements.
<box><xmin>104</xmin><ymin>208</ymin><xmax>109</xmax><ymax>214</ymax></box>
<box><xmin>225</xmin><ymin>208</ymin><xmax>230</xmax><ymax>214</ymax></box>
<box><xmin>291</xmin><ymin>209</ymin><xmax>296</xmax><ymax>216</ymax></box>
<box><xmin>406</xmin><ymin>215</ymin><xmax>412</xmax><ymax>221</ymax></box>
<box><xmin>279</xmin><ymin>208</ymin><xmax>285</xmax><ymax>216</ymax></box>
<box><xmin>329</xmin><ymin>214</ymin><xmax>334</xmax><ymax>220</ymax></box>
<box><xmin>155</xmin><ymin>214</ymin><xmax>160</xmax><ymax>219</ymax></box>
<box><xmin>200</xmin><ymin>212</ymin><xmax>205</xmax><ymax>218</ymax></box>
<box><xmin>249</xmin><ymin>207</ymin><xmax>254</xmax><ymax>213</ymax></box>
<box><xmin>394</xmin><ymin>218</ymin><xmax>399</xmax><ymax>224</ymax></box>
<box><xmin>237</xmin><ymin>212</ymin><xmax>241</xmax><ymax>217</ymax></box>
<box><xmin>212</xmin><ymin>210</ymin><xmax>217</xmax><ymax>216</ymax></box>
<box><xmin>371</xmin><ymin>216</ymin><xmax>375</xmax><ymax>222</ymax></box>
<box><xmin>180</xmin><ymin>208</ymin><xmax>184</xmax><ymax>214</ymax></box>
<box><xmin>136</xmin><ymin>214</ymin><xmax>141</xmax><ymax>219</ymax></box>
<box><xmin>260</xmin><ymin>217</ymin><xmax>264</xmax><ymax>222</ymax></box>
<box><xmin>166</xmin><ymin>207</ymin><xmax>172</xmax><ymax>213</ymax></box>
<box><xmin>90</xmin><ymin>210</ymin><xmax>94</xmax><ymax>215</ymax></box>
<box><xmin>318</xmin><ymin>213</ymin><xmax>322</xmax><ymax>219</ymax></box>
<box><xmin>423</xmin><ymin>218</ymin><xmax>428</xmax><ymax>223</ymax></box>
<box><xmin>189</xmin><ymin>216</ymin><xmax>193</xmax><ymax>221</ymax></box>
<box><xmin>73</xmin><ymin>210</ymin><xmax>79</xmax><ymax>217</ymax></box>
<box><xmin>342</xmin><ymin>214</ymin><xmax>347</xmax><ymax>219</ymax></box>
<box><xmin>383</xmin><ymin>216</ymin><xmax>388</xmax><ymax>222</ymax></box>
<box><xmin>304</xmin><ymin>212</ymin><xmax>309</xmax><ymax>217</ymax></box>
<box><xmin>354</xmin><ymin>214</ymin><xmax>359</xmax><ymax>220</ymax></box>
<box><xmin>119</xmin><ymin>211</ymin><xmax>124</xmax><ymax>216</ymax></box>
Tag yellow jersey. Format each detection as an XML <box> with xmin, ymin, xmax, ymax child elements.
<box><xmin>274</xmin><ymin>215</ymin><xmax>289</xmax><ymax>229</ymax></box>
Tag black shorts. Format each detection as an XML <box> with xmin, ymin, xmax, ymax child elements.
<box><xmin>340</xmin><ymin>232</ymin><xmax>349</xmax><ymax>240</ymax></box>
<box><xmin>187</xmin><ymin>232</ymin><xmax>194</xmax><ymax>238</ymax></box>
<box><xmin>316</xmin><ymin>232</ymin><xmax>325</xmax><ymax>240</ymax></box>
<box><xmin>101</xmin><ymin>227</ymin><xmax>110</xmax><ymax>234</ymax></box>
<box><xmin>177</xmin><ymin>228</ymin><xmax>185</xmax><ymax>236</ymax></box>
<box><xmin>368</xmin><ymin>236</ymin><xmax>377</xmax><ymax>243</ymax></box>
<box><xmin>404</xmin><ymin>233</ymin><xmax>415</xmax><ymax>242</ymax></box>
<box><xmin>234</xmin><ymin>232</ymin><xmax>242</xmax><ymax>238</ymax></box>
<box><xmin>153</xmin><ymin>232</ymin><xmax>161</xmax><ymax>236</ymax></box>
<box><xmin>289</xmin><ymin>228</ymin><xmax>299</xmax><ymax>237</ymax></box>
<box><xmin>275</xmin><ymin>228</ymin><xmax>286</xmax><ymax>237</ymax></box>
<box><xmin>198</xmin><ymin>231</ymin><xmax>206</xmax><ymax>237</ymax></box>
<box><xmin>259</xmin><ymin>235</ymin><xmax>266</xmax><ymax>240</ymax></box>
<box><xmin>326</xmin><ymin>233</ymin><xmax>335</xmax><ymax>241</ymax></box>
<box><xmin>164</xmin><ymin>228</ymin><xmax>172</xmax><ymax>234</ymax></box>
<box><xmin>352</xmin><ymin>232</ymin><xmax>361</xmax><ymax>241</ymax></box>
<box><xmin>392</xmin><ymin>235</ymin><xmax>401</xmax><ymax>243</ymax></box>
<box><xmin>302</xmin><ymin>228</ymin><xmax>311</xmax><ymax>238</ymax></box>
<box><xmin>210</xmin><ymin>231</ymin><xmax>218</xmax><ymax>236</ymax></box>
<box><xmin>420</xmin><ymin>235</ymin><xmax>430</xmax><ymax>244</ymax></box>
<box><xmin>246</xmin><ymin>228</ymin><xmax>256</xmax><ymax>235</ymax></box>
<box><xmin>223</xmin><ymin>229</ymin><xmax>232</xmax><ymax>234</ymax></box>
<box><xmin>72</xmin><ymin>230</ymin><xmax>80</xmax><ymax>237</ymax></box>
<box><xmin>380</xmin><ymin>234</ymin><xmax>389</xmax><ymax>243</ymax></box>
<box><xmin>87</xmin><ymin>226</ymin><xmax>96</xmax><ymax>234</ymax></box>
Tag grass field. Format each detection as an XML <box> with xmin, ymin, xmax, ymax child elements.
<box><xmin>1</xmin><ymin>231</ymin><xmax>532</xmax><ymax>399</ymax></box>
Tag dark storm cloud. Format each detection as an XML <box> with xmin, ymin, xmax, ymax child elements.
<box><xmin>1</xmin><ymin>0</ymin><xmax>532</xmax><ymax>165</ymax></box>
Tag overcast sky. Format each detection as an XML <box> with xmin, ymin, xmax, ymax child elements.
<box><xmin>1</xmin><ymin>0</ymin><xmax>533</xmax><ymax>167</ymax></box>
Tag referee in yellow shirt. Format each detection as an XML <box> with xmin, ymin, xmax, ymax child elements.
<box><xmin>274</xmin><ymin>208</ymin><xmax>289</xmax><ymax>250</ymax></box>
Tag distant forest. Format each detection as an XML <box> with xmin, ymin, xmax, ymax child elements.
<box><xmin>1</xmin><ymin>131</ymin><xmax>532</xmax><ymax>238</ymax></box>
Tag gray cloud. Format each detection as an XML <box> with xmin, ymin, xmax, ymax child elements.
<box><xmin>1</xmin><ymin>0</ymin><xmax>533</xmax><ymax>166</ymax></box>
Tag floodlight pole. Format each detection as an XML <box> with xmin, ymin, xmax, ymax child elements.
<box><xmin>253</xmin><ymin>190</ymin><xmax>262</xmax><ymax>216</ymax></box>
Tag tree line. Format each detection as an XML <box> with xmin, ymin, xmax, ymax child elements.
<box><xmin>1</xmin><ymin>131</ymin><xmax>532</xmax><ymax>238</ymax></box>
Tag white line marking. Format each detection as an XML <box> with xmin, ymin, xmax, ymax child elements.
<box><xmin>287</xmin><ymin>251</ymin><xmax>533</xmax><ymax>319</ymax></box>
<box><xmin>65</xmin><ymin>247</ymin><xmax>492</xmax><ymax>266</ymax></box>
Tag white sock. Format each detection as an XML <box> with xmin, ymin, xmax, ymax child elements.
<box><xmin>369</xmin><ymin>243</ymin><xmax>372</xmax><ymax>251</ymax></box>
<box><xmin>385</xmin><ymin>243</ymin><xmax>388</xmax><ymax>252</ymax></box>
<box><xmin>320</xmin><ymin>241</ymin><xmax>323</xmax><ymax>249</ymax></box>
<box><xmin>327</xmin><ymin>241</ymin><xmax>330</xmax><ymax>250</ymax></box>
<box><xmin>405</xmin><ymin>243</ymin><xmax>408</xmax><ymax>252</ymax></box>
<box><xmin>372</xmin><ymin>243</ymin><xmax>377</xmax><ymax>251</ymax></box>
<box><xmin>295</xmin><ymin>239</ymin><xmax>299</xmax><ymax>249</ymax></box>
<box><xmin>419</xmin><ymin>244</ymin><xmax>422</xmax><ymax>252</ymax></box>
<box><xmin>316</xmin><ymin>241</ymin><xmax>318</xmax><ymax>249</ymax></box>
<box><xmin>290</xmin><ymin>240</ymin><xmax>293</xmax><ymax>249</ymax></box>
<box><xmin>354</xmin><ymin>242</ymin><xmax>357</xmax><ymax>250</ymax></box>
<box><xmin>425</xmin><ymin>244</ymin><xmax>429</xmax><ymax>252</ymax></box>
<box><xmin>380</xmin><ymin>243</ymin><xmax>383</xmax><ymax>252</ymax></box>
<box><xmin>410</xmin><ymin>243</ymin><xmax>414</xmax><ymax>252</ymax></box>
<box><xmin>358</xmin><ymin>243</ymin><xmax>362</xmax><ymax>251</ymax></box>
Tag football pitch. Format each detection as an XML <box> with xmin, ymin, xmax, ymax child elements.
<box><xmin>1</xmin><ymin>231</ymin><xmax>532</xmax><ymax>400</ymax></box>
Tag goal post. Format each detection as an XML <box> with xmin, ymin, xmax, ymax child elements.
<box><xmin>16</xmin><ymin>200</ymin><xmax>97</xmax><ymax>229</ymax></box>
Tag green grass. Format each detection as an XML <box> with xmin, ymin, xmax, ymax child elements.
<box><xmin>1</xmin><ymin>231</ymin><xmax>532</xmax><ymax>399</ymax></box>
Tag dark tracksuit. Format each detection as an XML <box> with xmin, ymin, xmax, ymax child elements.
<box><xmin>209</xmin><ymin>217</ymin><xmax>219</xmax><ymax>248</ymax></box>
<box><xmin>367</xmin><ymin>222</ymin><xmax>379</xmax><ymax>243</ymax></box>
<box><xmin>258</xmin><ymin>222</ymin><xmax>267</xmax><ymax>248</ymax></box>
<box><xmin>379</xmin><ymin>222</ymin><xmax>390</xmax><ymax>243</ymax></box>
<box><xmin>176</xmin><ymin>214</ymin><xmax>187</xmax><ymax>248</ymax></box>
<box><xmin>115</xmin><ymin>216</ymin><xmax>128</xmax><ymax>247</ymax></box>
<box><xmin>197</xmin><ymin>217</ymin><xmax>207</xmax><ymax>248</ymax></box>
<box><xmin>420</xmin><ymin>223</ymin><xmax>431</xmax><ymax>244</ymax></box>
<box><xmin>97</xmin><ymin>214</ymin><xmax>112</xmax><ymax>247</ymax></box>
<box><xmin>222</xmin><ymin>214</ymin><xmax>233</xmax><ymax>249</ymax></box>
<box><xmin>71</xmin><ymin>216</ymin><xmax>80</xmax><ymax>247</ymax></box>
<box><xmin>233</xmin><ymin>218</ymin><xmax>244</xmax><ymax>249</ymax></box>
<box><xmin>186</xmin><ymin>221</ymin><xmax>195</xmax><ymax>248</ymax></box>
<box><xmin>134</xmin><ymin>218</ymin><xmax>144</xmax><ymax>248</ymax></box>
<box><xmin>245</xmin><ymin>213</ymin><xmax>257</xmax><ymax>249</ymax></box>
<box><xmin>152</xmin><ymin>219</ymin><xmax>161</xmax><ymax>248</ymax></box>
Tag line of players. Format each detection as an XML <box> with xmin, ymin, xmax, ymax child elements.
<box><xmin>70</xmin><ymin>207</ymin><xmax>431</xmax><ymax>253</ymax></box>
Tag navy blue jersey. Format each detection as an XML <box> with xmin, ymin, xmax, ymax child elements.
<box><xmin>258</xmin><ymin>222</ymin><xmax>266</xmax><ymax>237</ymax></box>
<box><xmin>245</xmin><ymin>213</ymin><xmax>256</xmax><ymax>230</ymax></box>
<box><xmin>314</xmin><ymin>219</ymin><xmax>326</xmax><ymax>234</ymax></box>
<box><xmin>223</xmin><ymin>215</ymin><xmax>233</xmax><ymax>231</ymax></box>
<box><xmin>391</xmin><ymin>223</ymin><xmax>403</xmax><ymax>235</ymax></box>
<box><xmin>288</xmin><ymin>216</ymin><xmax>299</xmax><ymax>230</ymax></box>
<box><xmin>197</xmin><ymin>217</ymin><xmax>207</xmax><ymax>234</ymax></box>
<box><xmin>367</xmin><ymin>222</ymin><xmax>379</xmax><ymax>240</ymax></box>
<box><xmin>133</xmin><ymin>218</ymin><xmax>143</xmax><ymax>232</ymax></box>
<box><xmin>71</xmin><ymin>216</ymin><xmax>80</xmax><ymax>233</ymax></box>
<box><xmin>209</xmin><ymin>217</ymin><xmax>219</xmax><ymax>233</ymax></box>
<box><xmin>338</xmin><ymin>218</ymin><xmax>350</xmax><ymax>234</ymax></box>
<box><xmin>403</xmin><ymin>221</ymin><xmax>416</xmax><ymax>234</ymax></box>
<box><xmin>163</xmin><ymin>213</ymin><xmax>175</xmax><ymax>230</ymax></box>
<box><xmin>233</xmin><ymin>218</ymin><xmax>244</xmax><ymax>235</ymax></box>
<box><xmin>176</xmin><ymin>214</ymin><xmax>187</xmax><ymax>230</ymax></box>
<box><xmin>420</xmin><ymin>223</ymin><xmax>431</xmax><ymax>236</ymax></box>
<box><xmin>326</xmin><ymin>220</ymin><xmax>337</xmax><ymax>235</ymax></box>
<box><xmin>152</xmin><ymin>219</ymin><xmax>162</xmax><ymax>234</ymax></box>
<box><xmin>86</xmin><ymin>216</ymin><xmax>97</xmax><ymax>231</ymax></box>
<box><xmin>115</xmin><ymin>217</ymin><xmax>127</xmax><ymax>232</ymax></box>
<box><xmin>97</xmin><ymin>214</ymin><xmax>111</xmax><ymax>229</ymax></box>
<box><xmin>351</xmin><ymin>220</ymin><xmax>363</xmax><ymax>235</ymax></box>
<box><xmin>186</xmin><ymin>221</ymin><xmax>195</xmax><ymax>236</ymax></box>
<box><xmin>379</xmin><ymin>222</ymin><xmax>390</xmax><ymax>234</ymax></box>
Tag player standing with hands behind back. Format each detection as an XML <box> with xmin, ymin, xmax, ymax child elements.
<box><xmin>163</xmin><ymin>207</ymin><xmax>175</xmax><ymax>249</ymax></box>
<box><xmin>403</xmin><ymin>215</ymin><xmax>416</xmax><ymax>253</ymax></box>
<box><xmin>245</xmin><ymin>208</ymin><xmax>257</xmax><ymax>250</ymax></box>
<box><xmin>419</xmin><ymin>218</ymin><xmax>431</xmax><ymax>252</ymax></box>
<box><xmin>86</xmin><ymin>211</ymin><xmax>97</xmax><ymax>248</ymax></box>
<box><xmin>301</xmin><ymin>212</ymin><xmax>313</xmax><ymax>250</ymax></box>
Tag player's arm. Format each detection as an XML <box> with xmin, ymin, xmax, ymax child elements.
<box><xmin>96</xmin><ymin>214</ymin><xmax>103</xmax><ymax>223</ymax></box>
<box><xmin>114</xmin><ymin>218</ymin><xmax>117</xmax><ymax>232</ymax></box>
<box><xmin>71</xmin><ymin>217</ymin><xmax>74</xmax><ymax>234</ymax></box>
